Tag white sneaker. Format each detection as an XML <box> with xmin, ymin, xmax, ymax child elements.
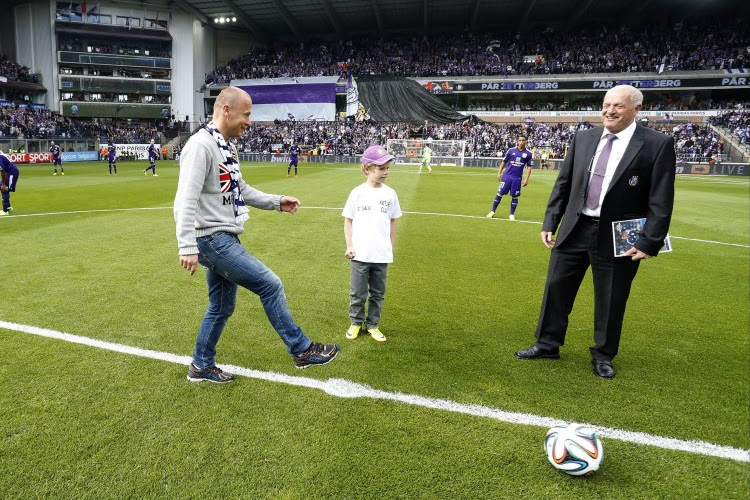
<box><xmin>486</xmin><ymin>211</ymin><xmax>495</xmax><ymax>218</ymax></box>
<box><xmin>509</xmin><ymin>214</ymin><xmax>516</xmax><ymax>221</ymax></box>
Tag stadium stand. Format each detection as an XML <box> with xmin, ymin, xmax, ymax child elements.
<box><xmin>0</xmin><ymin>2</ymin><xmax>746</xmax><ymax>164</ymax></box>
<box><xmin>235</xmin><ymin>119</ymin><xmax>730</xmax><ymax>163</ymax></box>
<box><xmin>205</xmin><ymin>20</ymin><xmax>748</xmax><ymax>82</ymax></box>
<box><xmin>0</xmin><ymin>55</ymin><xmax>39</xmax><ymax>84</ymax></box>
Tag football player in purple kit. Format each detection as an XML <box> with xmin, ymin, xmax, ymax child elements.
<box><xmin>286</xmin><ymin>143</ymin><xmax>301</xmax><ymax>177</ymax></box>
<box><xmin>0</xmin><ymin>151</ymin><xmax>20</xmax><ymax>215</ymax></box>
<box><xmin>144</xmin><ymin>139</ymin><xmax>159</xmax><ymax>176</ymax></box>
<box><xmin>486</xmin><ymin>135</ymin><xmax>533</xmax><ymax>221</ymax></box>
<box><xmin>107</xmin><ymin>141</ymin><xmax>117</xmax><ymax>175</ymax></box>
<box><xmin>50</xmin><ymin>141</ymin><xmax>64</xmax><ymax>175</ymax></box>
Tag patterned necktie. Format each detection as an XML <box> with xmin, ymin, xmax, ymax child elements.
<box><xmin>585</xmin><ymin>134</ymin><xmax>617</xmax><ymax>210</ymax></box>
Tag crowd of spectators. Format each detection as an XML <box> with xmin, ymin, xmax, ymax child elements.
<box><xmin>459</xmin><ymin>96</ymin><xmax>748</xmax><ymax>112</ymax></box>
<box><xmin>662</xmin><ymin>122</ymin><xmax>725</xmax><ymax>161</ymax></box>
<box><xmin>206</xmin><ymin>20</ymin><xmax>748</xmax><ymax>83</ymax></box>
<box><xmin>240</xmin><ymin>120</ymin><xmax>411</xmax><ymax>156</ymax></box>
<box><xmin>710</xmin><ymin>110</ymin><xmax>750</xmax><ymax>145</ymax></box>
<box><xmin>0</xmin><ymin>105</ymin><xmax>160</xmax><ymax>143</ymax></box>
<box><xmin>0</xmin><ymin>55</ymin><xmax>39</xmax><ymax>84</ymax></box>
<box><xmin>237</xmin><ymin>118</ymin><xmax>725</xmax><ymax>162</ymax></box>
<box><xmin>0</xmin><ymin>100</ymin><xmax>735</xmax><ymax>162</ymax></box>
<box><xmin>236</xmin><ymin>120</ymin><xmax>605</xmax><ymax>159</ymax></box>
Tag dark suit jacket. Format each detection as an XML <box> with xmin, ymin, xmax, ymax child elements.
<box><xmin>543</xmin><ymin>124</ymin><xmax>676</xmax><ymax>257</ymax></box>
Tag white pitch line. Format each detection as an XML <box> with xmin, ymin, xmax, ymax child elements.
<box><xmin>1</xmin><ymin>320</ymin><xmax>747</xmax><ymax>463</ymax></box>
<box><xmin>304</xmin><ymin>206</ymin><xmax>544</xmax><ymax>225</ymax></box>
<box><xmin>2</xmin><ymin>205</ymin><xmax>748</xmax><ymax>248</ymax></box>
<box><xmin>0</xmin><ymin>206</ymin><xmax>171</xmax><ymax>218</ymax></box>
<box><xmin>670</xmin><ymin>235</ymin><xmax>749</xmax><ymax>248</ymax></box>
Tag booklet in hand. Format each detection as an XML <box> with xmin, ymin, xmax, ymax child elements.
<box><xmin>612</xmin><ymin>218</ymin><xmax>672</xmax><ymax>257</ymax></box>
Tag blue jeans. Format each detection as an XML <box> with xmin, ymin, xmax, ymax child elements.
<box><xmin>193</xmin><ymin>231</ymin><xmax>311</xmax><ymax>368</ymax></box>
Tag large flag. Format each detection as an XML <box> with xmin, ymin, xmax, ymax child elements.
<box><xmin>233</xmin><ymin>77</ymin><xmax>338</xmax><ymax>122</ymax></box>
<box><xmin>345</xmin><ymin>76</ymin><xmax>360</xmax><ymax>117</ymax></box>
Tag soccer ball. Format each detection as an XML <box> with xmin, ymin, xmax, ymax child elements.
<box><xmin>545</xmin><ymin>423</ymin><xmax>603</xmax><ymax>476</ymax></box>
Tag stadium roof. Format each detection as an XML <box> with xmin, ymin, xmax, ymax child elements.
<box><xmin>169</xmin><ymin>0</ymin><xmax>748</xmax><ymax>43</ymax></box>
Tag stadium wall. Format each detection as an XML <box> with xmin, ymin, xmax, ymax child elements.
<box><xmin>0</xmin><ymin>5</ymin><xmax>15</xmax><ymax>58</ymax></box>
<box><xmin>14</xmin><ymin>0</ymin><xmax>57</xmax><ymax>108</ymax></box>
<box><xmin>215</xmin><ymin>31</ymin><xmax>257</xmax><ymax>67</ymax></box>
<box><xmin>169</xmin><ymin>10</ymin><xmax>216</xmax><ymax>125</ymax></box>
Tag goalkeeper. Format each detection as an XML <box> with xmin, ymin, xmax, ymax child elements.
<box><xmin>419</xmin><ymin>144</ymin><xmax>433</xmax><ymax>174</ymax></box>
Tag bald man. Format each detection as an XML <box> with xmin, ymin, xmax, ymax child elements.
<box><xmin>515</xmin><ymin>85</ymin><xmax>676</xmax><ymax>379</ymax></box>
<box><xmin>174</xmin><ymin>87</ymin><xmax>339</xmax><ymax>382</ymax></box>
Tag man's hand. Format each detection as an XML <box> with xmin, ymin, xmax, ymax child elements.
<box><xmin>180</xmin><ymin>254</ymin><xmax>199</xmax><ymax>275</ymax></box>
<box><xmin>0</xmin><ymin>183</ymin><xmax>6</xmax><ymax>193</ymax></box>
<box><xmin>280</xmin><ymin>196</ymin><xmax>300</xmax><ymax>214</ymax></box>
<box><xmin>541</xmin><ymin>231</ymin><xmax>556</xmax><ymax>249</ymax></box>
<box><xmin>521</xmin><ymin>179</ymin><xmax>529</xmax><ymax>187</ymax></box>
<box><xmin>345</xmin><ymin>247</ymin><xmax>356</xmax><ymax>260</ymax></box>
<box><xmin>624</xmin><ymin>246</ymin><xmax>652</xmax><ymax>261</ymax></box>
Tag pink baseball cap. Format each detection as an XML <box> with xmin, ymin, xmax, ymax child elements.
<box><xmin>361</xmin><ymin>145</ymin><xmax>395</xmax><ymax>165</ymax></box>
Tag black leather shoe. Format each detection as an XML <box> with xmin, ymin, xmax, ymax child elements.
<box><xmin>592</xmin><ymin>359</ymin><xmax>615</xmax><ymax>379</ymax></box>
<box><xmin>515</xmin><ymin>344</ymin><xmax>560</xmax><ymax>359</ymax></box>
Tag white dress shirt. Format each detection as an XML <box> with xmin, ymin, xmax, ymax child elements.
<box><xmin>582</xmin><ymin>120</ymin><xmax>637</xmax><ymax>217</ymax></box>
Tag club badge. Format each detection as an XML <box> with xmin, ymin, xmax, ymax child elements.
<box><xmin>628</xmin><ymin>175</ymin><xmax>639</xmax><ymax>186</ymax></box>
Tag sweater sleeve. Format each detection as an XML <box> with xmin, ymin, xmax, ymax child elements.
<box><xmin>174</xmin><ymin>141</ymin><xmax>209</xmax><ymax>255</ymax></box>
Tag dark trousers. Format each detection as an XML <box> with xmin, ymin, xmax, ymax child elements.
<box><xmin>535</xmin><ymin>216</ymin><xmax>640</xmax><ymax>361</ymax></box>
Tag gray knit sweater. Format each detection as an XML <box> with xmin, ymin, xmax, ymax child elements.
<box><xmin>174</xmin><ymin>128</ymin><xmax>281</xmax><ymax>255</ymax></box>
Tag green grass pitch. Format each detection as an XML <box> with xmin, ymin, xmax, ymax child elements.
<box><xmin>1</xmin><ymin>160</ymin><xmax>748</xmax><ymax>499</ymax></box>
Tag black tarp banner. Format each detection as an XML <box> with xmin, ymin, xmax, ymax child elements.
<box><xmin>356</xmin><ymin>75</ymin><xmax>468</xmax><ymax>123</ymax></box>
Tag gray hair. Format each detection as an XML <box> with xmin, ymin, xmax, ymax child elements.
<box><xmin>609</xmin><ymin>84</ymin><xmax>643</xmax><ymax>108</ymax></box>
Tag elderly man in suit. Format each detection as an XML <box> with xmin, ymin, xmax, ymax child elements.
<box><xmin>515</xmin><ymin>85</ymin><xmax>676</xmax><ymax>379</ymax></box>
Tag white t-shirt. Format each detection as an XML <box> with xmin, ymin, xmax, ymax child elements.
<box><xmin>342</xmin><ymin>183</ymin><xmax>402</xmax><ymax>263</ymax></box>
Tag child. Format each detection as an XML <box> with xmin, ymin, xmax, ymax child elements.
<box><xmin>342</xmin><ymin>145</ymin><xmax>402</xmax><ymax>342</ymax></box>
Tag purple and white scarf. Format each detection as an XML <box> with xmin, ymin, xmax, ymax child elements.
<box><xmin>205</xmin><ymin>122</ymin><xmax>248</xmax><ymax>224</ymax></box>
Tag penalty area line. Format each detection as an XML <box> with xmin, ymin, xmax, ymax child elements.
<box><xmin>1</xmin><ymin>320</ymin><xmax>747</xmax><ymax>463</ymax></box>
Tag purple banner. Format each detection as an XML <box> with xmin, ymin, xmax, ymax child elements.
<box><xmin>239</xmin><ymin>84</ymin><xmax>335</xmax><ymax>104</ymax></box>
